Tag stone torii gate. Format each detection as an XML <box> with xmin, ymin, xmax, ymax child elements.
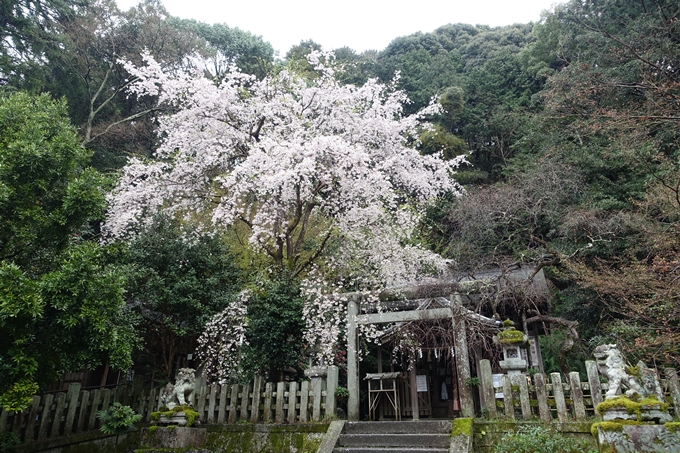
<box><xmin>343</xmin><ymin>267</ymin><xmax>549</xmax><ymax>421</ymax></box>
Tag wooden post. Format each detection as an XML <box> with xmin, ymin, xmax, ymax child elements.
<box><xmin>50</xmin><ymin>392</ymin><xmax>67</xmax><ymax>438</ymax></box>
<box><xmin>240</xmin><ymin>381</ymin><xmax>251</xmax><ymax>421</ymax></box>
<box><xmin>586</xmin><ymin>361</ymin><xmax>603</xmax><ymax>414</ymax></box>
<box><xmin>100</xmin><ymin>388</ymin><xmax>111</xmax><ymax>413</ymax></box>
<box><xmin>197</xmin><ymin>380</ymin><xmax>208</xmax><ymax>421</ymax></box>
<box><xmin>533</xmin><ymin>374</ymin><xmax>551</xmax><ymax>422</ymax></box>
<box><xmin>312</xmin><ymin>376</ymin><xmax>322</xmax><ymax>422</ymax></box>
<box><xmin>24</xmin><ymin>395</ymin><xmax>41</xmax><ymax>442</ymax></box>
<box><xmin>87</xmin><ymin>389</ymin><xmax>101</xmax><ymax>430</ymax></box>
<box><xmin>0</xmin><ymin>408</ymin><xmax>6</xmax><ymax>434</ymax></box>
<box><xmin>275</xmin><ymin>381</ymin><xmax>285</xmax><ymax>423</ymax></box>
<box><xmin>131</xmin><ymin>375</ymin><xmax>144</xmax><ymax>414</ymax></box>
<box><xmin>100</xmin><ymin>361</ymin><xmax>110</xmax><ymax>389</ymax></box>
<box><xmin>145</xmin><ymin>388</ymin><xmax>157</xmax><ymax>422</ymax></box>
<box><xmin>479</xmin><ymin>360</ymin><xmax>497</xmax><ymax>418</ymax></box>
<box><xmin>37</xmin><ymin>393</ymin><xmax>54</xmax><ymax>441</ymax></box>
<box><xmin>452</xmin><ymin>302</ymin><xmax>474</xmax><ymax>418</ymax></box>
<box><xmin>551</xmin><ymin>373</ymin><xmax>568</xmax><ymax>423</ymax></box>
<box><xmin>325</xmin><ymin>365</ymin><xmax>339</xmax><ymax>418</ymax></box>
<box><xmin>409</xmin><ymin>363</ymin><xmax>420</xmax><ymax>420</ymax></box>
<box><xmin>347</xmin><ymin>298</ymin><xmax>360</xmax><ymax>421</ymax></box>
<box><xmin>207</xmin><ymin>384</ymin><xmax>217</xmax><ymax>423</ymax></box>
<box><xmin>75</xmin><ymin>390</ymin><xmax>89</xmax><ymax>433</ymax></box>
<box><xmin>250</xmin><ymin>376</ymin><xmax>263</xmax><ymax>423</ymax></box>
<box><xmin>502</xmin><ymin>375</ymin><xmax>515</xmax><ymax>419</ymax></box>
<box><xmin>228</xmin><ymin>384</ymin><xmax>239</xmax><ymax>424</ymax></box>
<box><xmin>665</xmin><ymin>369</ymin><xmax>680</xmax><ymax>418</ymax></box>
<box><xmin>569</xmin><ymin>372</ymin><xmax>586</xmax><ymax>419</ymax></box>
<box><xmin>513</xmin><ymin>375</ymin><xmax>531</xmax><ymax>420</ymax></box>
<box><xmin>217</xmin><ymin>384</ymin><xmax>228</xmax><ymax>423</ymax></box>
<box><xmin>287</xmin><ymin>381</ymin><xmax>298</xmax><ymax>423</ymax></box>
<box><xmin>299</xmin><ymin>381</ymin><xmax>310</xmax><ymax>422</ymax></box>
<box><xmin>63</xmin><ymin>383</ymin><xmax>81</xmax><ymax>435</ymax></box>
<box><xmin>263</xmin><ymin>382</ymin><xmax>273</xmax><ymax>423</ymax></box>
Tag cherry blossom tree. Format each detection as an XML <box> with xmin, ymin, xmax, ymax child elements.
<box><xmin>105</xmin><ymin>51</ymin><xmax>465</xmax><ymax>378</ymax></box>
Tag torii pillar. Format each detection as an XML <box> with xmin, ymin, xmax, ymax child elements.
<box><xmin>347</xmin><ymin>298</ymin><xmax>360</xmax><ymax>421</ymax></box>
<box><xmin>452</xmin><ymin>295</ymin><xmax>475</xmax><ymax>418</ymax></box>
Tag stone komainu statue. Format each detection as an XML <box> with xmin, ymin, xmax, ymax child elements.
<box><xmin>592</xmin><ymin>344</ymin><xmax>663</xmax><ymax>400</ymax></box>
<box><xmin>159</xmin><ymin>368</ymin><xmax>196</xmax><ymax>409</ymax></box>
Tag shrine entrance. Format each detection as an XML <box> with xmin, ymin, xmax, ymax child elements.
<box><xmin>360</xmin><ymin>297</ymin><xmax>488</xmax><ymax>421</ymax></box>
<box><xmin>342</xmin><ymin>265</ymin><xmax>551</xmax><ymax>422</ymax></box>
<box><xmin>344</xmin><ymin>285</ymin><xmax>497</xmax><ymax>421</ymax></box>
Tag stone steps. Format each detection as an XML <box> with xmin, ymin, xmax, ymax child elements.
<box><xmin>332</xmin><ymin>421</ymin><xmax>451</xmax><ymax>453</ymax></box>
<box><xmin>334</xmin><ymin>448</ymin><xmax>449</xmax><ymax>453</ymax></box>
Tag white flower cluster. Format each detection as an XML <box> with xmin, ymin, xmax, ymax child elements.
<box><xmin>195</xmin><ymin>291</ymin><xmax>248</xmax><ymax>384</ymax></box>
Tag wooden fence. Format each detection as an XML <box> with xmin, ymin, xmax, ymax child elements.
<box><xmin>0</xmin><ymin>366</ymin><xmax>339</xmax><ymax>445</ymax></box>
<box><xmin>478</xmin><ymin>359</ymin><xmax>680</xmax><ymax>421</ymax></box>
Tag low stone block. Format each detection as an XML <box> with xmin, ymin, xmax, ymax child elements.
<box><xmin>141</xmin><ymin>426</ymin><xmax>208</xmax><ymax>449</ymax></box>
<box><xmin>595</xmin><ymin>424</ymin><xmax>680</xmax><ymax>452</ymax></box>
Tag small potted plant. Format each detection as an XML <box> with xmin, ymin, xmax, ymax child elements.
<box><xmin>334</xmin><ymin>386</ymin><xmax>349</xmax><ymax>405</ymax></box>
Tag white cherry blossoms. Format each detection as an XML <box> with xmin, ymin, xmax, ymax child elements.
<box><xmin>104</xmin><ymin>51</ymin><xmax>466</xmax><ymax>375</ymax></box>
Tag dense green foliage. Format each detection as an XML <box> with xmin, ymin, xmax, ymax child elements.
<box><xmin>122</xmin><ymin>217</ymin><xmax>242</xmax><ymax>380</ymax></box>
<box><xmin>0</xmin><ymin>93</ymin><xmax>134</xmax><ymax>409</ymax></box>
<box><xmin>241</xmin><ymin>276</ymin><xmax>306</xmax><ymax>380</ymax></box>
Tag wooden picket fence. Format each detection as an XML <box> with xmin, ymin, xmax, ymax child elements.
<box><xmin>0</xmin><ymin>367</ymin><xmax>339</xmax><ymax>445</ymax></box>
<box><xmin>478</xmin><ymin>359</ymin><xmax>680</xmax><ymax>421</ymax></box>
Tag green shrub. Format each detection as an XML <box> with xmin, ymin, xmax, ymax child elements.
<box><xmin>97</xmin><ymin>402</ymin><xmax>142</xmax><ymax>435</ymax></box>
<box><xmin>334</xmin><ymin>386</ymin><xmax>349</xmax><ymax>398</ymax></box>
<box><xmin>493</xmin><ymin>425</ymin><xmax>596</xmax><ymax>453</ymax></box>
<box><xmin>0</xmin><ymin>432</ymin><xmax>20</xmax><ymax>452</ymax></box>
<box><xmin>465</xmin><ymin>377</ymin><xmax>480</xmax><ymax>388</ymax></box>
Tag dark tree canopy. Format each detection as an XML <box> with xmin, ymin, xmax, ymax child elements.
<box><xmin>122</xmin><ymin>216</ymin><xmax>243</xmax><ymax>380</ymax></box>
<box><xmin>0</xmin><ymin>93</ymin><xmax>133</xmax><ymax>410</ymax></box>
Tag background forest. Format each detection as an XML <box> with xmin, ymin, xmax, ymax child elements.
<box><xmin>1</xmin><ymin>0</ymin><xmax>678</xmax><ymax>410</ymax></box>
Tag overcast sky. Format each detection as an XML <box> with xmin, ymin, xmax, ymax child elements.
<box><xmin>116</xmin><ymin>0</ymin><xmax>563</xmax><ymax>56</ymax></box>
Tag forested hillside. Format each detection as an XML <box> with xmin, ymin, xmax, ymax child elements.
<box><xmin>1</xmin><ymin>0</ymin><xmax>678</xmax><ymax>409</ymax></box>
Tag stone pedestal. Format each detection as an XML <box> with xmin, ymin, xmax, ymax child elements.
<box><xmin>141</xmin><ymin>426</ymin><xmax>208</xmax><ymax>450</ymax></box>
<box><xmin>595</xmin><ymin>424</ymin><xmax>680</xmax><ymax>453</ymax></box>
<box><xmin>304</xmin><ymin>366</ymin><xmax>328</xmax><ymax>394</ymax></box>
<box><xmin>602</xmin><ymin>407</ymin><xmax>672</xmax><ymax>423</ymax></box>
<box><xmin>158</xmin><ymin>412</ymin><xmax>191</xmax><ymax>426</ymax></box>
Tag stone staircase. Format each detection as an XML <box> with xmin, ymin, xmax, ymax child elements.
<box><xmin>333</xmin><ymin>420</ymin><xmax>452</xmax><ymax>453</ymax></box>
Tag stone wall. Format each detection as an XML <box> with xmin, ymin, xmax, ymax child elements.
<box><xmin>472</xmin><ymin>421</ymin><xmax>597</xmax><ymax>453</ymax></box>
<box><xmin>137</xmin><ymin>424</ymin><xmax>329</xmax><ymax>453</ymax></box>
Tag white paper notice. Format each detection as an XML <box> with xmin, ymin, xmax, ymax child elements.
<box><xmin>416</xmin><ymin>375</ymin><xmax>428</xmax><ymax>392</ymax></box>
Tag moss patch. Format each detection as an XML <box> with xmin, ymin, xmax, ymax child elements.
<box><xmin>149</xmin><ymin>405</ymin><xmax>200</xmax><ymax>427</ymax></box>
<box><xmin>596</xmin><ymin>396</ymin><xmax>668</xmax><ymax>421</ymax></box>
<box><xmin>451</xmin><ymin>417</ymin><xmax>473</xmax><ymax>437</ymax></box>
<box><xmin>498</xmin><ymin>328</ymin><xmax>525</xmax><ymax>344</ymax></box>
<box><xmin>625</xmin><ymin>366</ymin><xmax>641</xmax><ymax>379</ymax></box>
<box><xmin>665</xmin><ymin>422</ymin><xmax>680</xmax><ymax>433</ymax></box>
<box><xmin>591</xmin><ymin>420</ymin><xmax>643</xmax><ymax>437</ymax></box>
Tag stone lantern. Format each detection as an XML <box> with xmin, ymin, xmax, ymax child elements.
<box><xmin>493</xmin><ymin>320</ymin><xmax>528</xmax><ymax>377</ymax></box>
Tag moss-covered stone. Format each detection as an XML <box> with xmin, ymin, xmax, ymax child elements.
<box><xmin>498</xmin><ymin>329</ymin><xmax>525</xmax><ymax>344</ymax></box>
<box><xmin>591</xmin><ymin>421</ymin><xmax>624</xmax><ymax>437</ymax></box>
<box><xmin>596</xmin><ymin>396</ymin><xmax>668</xmax><ymax>421</ymax></box>
<box><xmin>451</xmin><ymin>418</ymin><xmax>472</xmax><ymax>437</ymax></box>
<box><xmin>665</xmin><ymin>422</ymin><xmax>680</xmax><ymax>433</ymax></box>
<box><xmin>199</xmin><ymin>423</ymin><xmax>328</xmax><ymax>453</ymax></box>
